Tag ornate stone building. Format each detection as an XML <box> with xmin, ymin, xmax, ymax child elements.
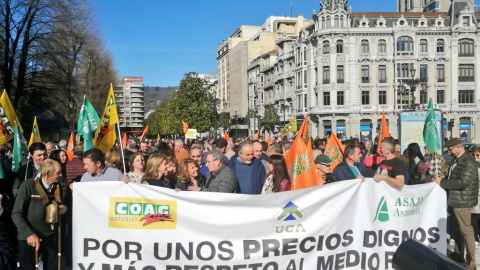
<box><xmin>248</xmin><ymin>0</ymin><xmax>480</xmax><ymax>142</ymax></box>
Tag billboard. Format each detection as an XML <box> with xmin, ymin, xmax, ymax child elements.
<box><xmin>123</xmin><ymin>76</ymin><xmax>143</xmax><ymax>82</ymax></box>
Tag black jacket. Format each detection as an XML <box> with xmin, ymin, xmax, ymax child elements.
<box><xmin>441</xmin><ymin>152</ymin><xmax>479</xmax><ymax>208</ymax></box>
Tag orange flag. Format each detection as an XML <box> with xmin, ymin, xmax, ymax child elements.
<box><xmin>140</xmin><ymin>125</ymin><xmax>148</xmax><ymax>142</ymax></box>
<box><xmin>182</xmin><ymin>121</ymin><xmax>188</xmax><ymax>134</ymax></box>
<box><xmin>224</xmin><ymin>132</ymin><xmax>232</xmax><ymax>142</ymax></box>
<box><xmin>377</xmin><ymin>111</ymin><xmax>391</xmax><ymax>154</ymax></box>
<box><xmin>265</xmin><ymin>138</ymin><xmax>271</xmax><ymax>147</ymax></box>
<box><xmin>66</xmin><ymin>132</ymin><xmax>75</xmax><ymax>161</ymax></box>
<box><xmin>325</xmin><ymin>132</ymin><xmax>345</xmax><ymax>173</ymax></box>
<box><xmin>284</xmin><ymin>115</ymin><xmax>323</xmax><ymax>190</ymax></box>
<box><xmin>253</xmin><ymin>129</ymin><xmax>260</xmax><ymax>141</ymax></box>
<box><xmin>121</xmin><ymin>132</ymin><xmax>127</xmax><ymax>148</ymax></box>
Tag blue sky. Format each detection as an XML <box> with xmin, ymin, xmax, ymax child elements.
<box><xmin>93</xmin><ymin>0</ymin><xmax>395</xmax><ymax>87</ymax></box>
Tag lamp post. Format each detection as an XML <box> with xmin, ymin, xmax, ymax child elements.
<box><xmin>210</xmin><ymin>90</ymin><xmax>219</xmax><ymax>138</ymax></box>
<box><xmin>397</xmin><ymin>67</ymin><xmax>427</xmax><ymax>110</ymax></box>
<box><xmin>69</xmin><ymin>98</ymin><xmax>77</xmax><ymax>129</ymax></box>
<box><xmin>234</xmin><ymin>110</ymin><xmax>238</xmax><ymax>140</ymax></box>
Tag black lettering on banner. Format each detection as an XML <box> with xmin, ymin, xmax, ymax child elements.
<box><xmin>325</xmin><ymin>234</ymin><xmax>341</xmax><ymax>250</ymax></box>
<box><xmin>345</xmin><ymin>250</ymin><xmax>359</xmax><ymax>267</ymax></box>
<box><xmin>428</xmin><ymin>227</ymin><xmax>440</xmax><ymax>243</ymax></box>
<box><xmin>368</xmin><ymin>253</ymin><xmax>379</xmax><ymax>270</ymax></box>
<box><xmin>78</xmin><ymin>263</ymin><xmax>94</xmax><ymax>270</ymax></box>
<box><xmin>414</xmin><ymin>228</ymin><xmax>426</xmax><ymax>242</ymax></box>
<box><xmin>218</xmin><ymin>241</ymin><xmax>234</xmax><ymax>261</ymax></box>
<box><xmin>143</xmin><ymin>266</ymin><xmax>157</xmax><ymax>270</ymax></box>
<box><xmin>282</xmin><ymin>238</ymin><xmax>298</xmax><ymax>255</ymax></box>
<box><xmin>363</xmin><ymin>231</ymin><xmax>376</xmax><ymax>248</ymax></box>
<box><xmin>299</xmin><ymin>237</ymin><xmax>316</xmax><ymax>253</ymax></box>
<box><xmin>286</xmin><ymin>258</ymin><xmax>304</xmax><ymax>270</ymax></box>
<box><xmin>317</xmin><ymin>255</ymin><xmax>333</xmax><ymax>270</ymax></box>
<box><xmin>385</xmin><ymin>251</ymin><xmax>395</xmax><ymax>269</ymax></box>
<box><xmin>217</xmin><ymin>266</ymin><xmax>232</xmax><ymax>270</ymax></box>
<box><xmin>262</xmin><ymin>239</ymin><xmax>280</xmax><ymax>257</ymax></box>
<box><xmin>125</xmin><ymin>242</ymin><xmax>142</xmax><ymax>260</ymax></box>
<box><xmin>342</xmin><ymin>230</ymin><xmax>354</xmax><ymax>247</ymax></box>
<box><xmin>176</xmin><ymin>242</ymin><xmax>193</xmax><ymax>260</ymax></box>
<box><xmin>334</xmin><ymin>253</ymin><xmax>345</xmax><ymax>269</ymax></box>
<box><xmin>264</xmin><ymin>261</ymin><xmax>278</xmax><ymax>270</ymax></box>
<box><xmin>243</xmin><ymin>240</ymin><xmax>260</xmax><ymax>259</ymax></box>
<box><xmin>197</xmin><ymin>241</ymin><xmax>216</xmax><ymax>261</ymax></box>
<box><xmin>102</xmin><ymin>240</ymin><xmax>122</xmax><ymax>259</ymax></box>
<box><xmin>384</xmin><ymin>230</ymin><xmax>399</xmax><ymax>246</ymax></box>
<box><xmin>101</xmin><ymin>264</ymin><xmax>122</xmax><ymax>270</ymax></box>
<box><xmin>248</xmin><ymin>263</ymin><xmax>262</xmax><ymax>270</ymax></box>
<box><xmin>184</xmin><ymin>266</ymin><xmax>198</xmax><ymax>270</ymax></box>
<box><xmin>166</xmin><ymin>266</ymin><xmax>181</xmax><ymax>270</ymax></box>
<box><xmin>232</xmin><ymin>265</ymin><xmax>247</xmax><ymax>270</ymax></box>
<box><xmin>154</xmin><ymin>242</ymin><xmax>172</xmax><ymax>260</ymax></box>
<box><xmin>316</xmin><ymin>235</ymin><xmax>324</xmax><ymax>251</ymax></box>
<box><xmin>201</xmin><ymin>266</ymin><xmax>215</xmax><ymax>270</ymax></box>
<box><xmin>84</xmin><ymin>238</ymin><xmax>100</xmax><ymax>256</ymax></box>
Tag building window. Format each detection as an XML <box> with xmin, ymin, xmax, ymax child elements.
<box><xmin>337</xmin><ymin>91</ymin><xmax>344</xmax><ymax>105</ymax></box>
<box><xmin>459</xmin><ymin>39</ymin><xmax>474</xmax><ymax>57</ymax></box>
<box><xmin>378</xmin><ymin>65</ymin><xmax>386</xmax><ymax>83</ymax></box>
<box><xmin>323</xmin><ymin>92</ymin><xmax>330</xmax><ymax>105</ymax></box>
<box><xmin>361</xmin><ymin>39</ymin><xmax>369</xmax><ymax>54</ymax></box>
<box><xmin>420</xmin><ymin>91</ymin><xmax>427</xmax><ymax>104</ymax></box>
<box><xmin>437</xmin><ymin>64</ymin><xmax>445</xmax><ymax>82</ymax></box>
<box><xmin>436</xmin><ymin>39</ymin><xmax>444</xmax><ymax>53</ymax></box>
<box><xmin>437</xmin><ymin>90</ymin><xmax>445</xmax><ymax>104</ymax></box>
<box><xmin>459</xmin><ymin>90</ymin><xmax>474</xmax><ymax>103</ymax></box>
<box><xmin>379</xmin><ymin>91</ymin><xmax>387</xmax><ymax>105</ymax></box>
<box><xmin>334</xmin><ymin>15</ymin><xmax>340</xmax><ymax>27</ymax></box>
<box><xmin>337</xmin><ymin>66</ymin><xmax>344</xmax><ymax>83</ymax></box>
<box><xmin>420</xmin><ymin>39</ymin><xmax>428</xmax><ymax>53</ymax></box>
<box><xmin>420</xmin><ymin>64</ymin><xmax>427</xmax><ymax>81</ymax></box>
<box><xmin>336</xmin><ymin>40</ymin><xmax>343</xmax><ymax>53</ymax></box>
<box><xmin>463</xmin><ymin>16</ymin><xmax>471</xmax><ymax>26</ymax></box>
<box><xmin>459</xmin><ymin>64</ymin><xmax>474</xmax><ymax>82</ymax></box>
<box><xmin>397</xmin><ymin>63</ymin><xmax>413</xmax><ymax>78</ymax></box>
<box><xmin>303</xmin><ymin>47</ymin><xmax>307</xmax><ymax>64</ymax></box>
<box><xmin>323</xmin><ymin>66</ymin><xmax>330</xmax><ymax>84</ymax></box>
<box><xmin>323</xmin><ymin>41</ymin><xmax>330</xmax><ymax>54</ymax></box>
<box><xmin>361</xmin><ymin>65</ymin><xmax>369</xmax><ymax>83</ymax></box>
<box><xmin>362</xmin><ymin>91</ymin><xmax>370</xmax><ymax>105</ymax></box>
<box><xmin>378</xmin><ymin>39</ymin><xmax>386</xmax><ymax>53</ymax></box>
<box><xmin>397</xmin><ymin>36</ymin><xmax>413</xmax><ymax>52</ymax></box>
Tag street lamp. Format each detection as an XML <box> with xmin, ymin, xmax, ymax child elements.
<box><xmin>210</xmin><ymin>90</ymin><xmax>219</xmax><ymax>138</ymax></box>
<box><xmin>234</xmin><ymin>110</ymin><xmax>238</xmax><ymax>140</ymax></box>
<box><xmin>69</xmin><ymin>98</ymin><xmax>77</xmax><ymax>129</ymax></box>
<box><xmin>279</xmin><ymin>99</ymin><xmax>290</xmax><ymax>127</ymax></box>
<box><xmin>397</xmin><ymin>67</ymin><xmax>427</xmax><ymax>110</ymax></box>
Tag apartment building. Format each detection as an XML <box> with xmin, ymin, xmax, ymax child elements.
<box><xmin>248</xmin><ymin>0</ymin><xmax>480</xmax><ymax>142</ymax></box>
<box><xmin>114</xmin><ymin>77</ymin><xmax>145</xmax><ymax>130</ymax></box>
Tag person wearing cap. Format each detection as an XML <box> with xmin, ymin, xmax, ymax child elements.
<box><xmin>333</xmin><ymin>144</ymin><xmax>366</xmax><ymax>181</ymax></box>
<box><xmin>433</xmin><ymin>137</ymin><xmax>478</xmax><ymax>269</ymax></box>
<box><xmin>315</xmin><ymin>154</ymin><xmax>339</xmax><ymax>184</ymax></box>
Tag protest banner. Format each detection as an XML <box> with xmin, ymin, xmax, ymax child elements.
<box><xmin>73</xmin><ymin>180</ymin><xmax>446</xmax><ymax>270</ymax></box>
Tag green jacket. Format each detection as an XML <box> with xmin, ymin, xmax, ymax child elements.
<box><xmin>440</xmin><ymin>151</ymin><xmax>479</xmax><ymax>208</ymax></box>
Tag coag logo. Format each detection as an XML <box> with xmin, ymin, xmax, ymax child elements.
<box><xmin>109</xmin><ymin>197</ymin><xmax>177</xmax><ymax>229</ymax></box>
<box><xmin>373</xmin><ymin>196</ymin><xmax>389</xmax><ymax>222</ymax></box>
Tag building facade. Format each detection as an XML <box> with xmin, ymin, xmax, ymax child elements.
<box><xmin>114</xmin><ymin>78</ymin><xmax>145</xmax><ymax>130</ymax></box>
<box><xmin>246</xmin><ymin>0</ymin><xmax>480</xmax><ymax>142</ymax></box>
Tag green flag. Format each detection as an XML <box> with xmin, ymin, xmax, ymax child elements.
<box><xmin>77</xmin><ymin>96</ymin><xmax>100</xmax><ymax>151</ymax></box>
<box><xmin>423</xmin><ymin>98</ymin><xmax>441</xmax><ymax>153</ymax></box>
<box><xmin>12</xmin><ymin>122</ymin><xmax>28</xmax><ymax>173</ymax></box>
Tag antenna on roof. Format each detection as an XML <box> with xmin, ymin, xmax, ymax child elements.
<box><xmin>290</xmin><ymin>1</ymin><xmax>293</xmax><ymax>17</ymax></box>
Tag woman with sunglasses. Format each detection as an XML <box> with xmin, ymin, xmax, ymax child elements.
<box><xmin>262</xmin><ymin>155</ymin><xmax>291</xmax><ymax>194</ymax></box>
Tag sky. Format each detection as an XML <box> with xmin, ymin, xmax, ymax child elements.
<box><xmin>93</xmin><ymin>0</ymin><xmax>396</xmax><ymax>87</ymax></box>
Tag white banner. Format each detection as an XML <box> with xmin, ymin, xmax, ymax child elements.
<box><xmin>73</xmin><ymin>179</ymin><xmax>447</xmax><ymax>270</ymax></box>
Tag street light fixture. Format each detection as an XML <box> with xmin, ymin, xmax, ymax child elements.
<box><xmin>397</xmin><ymin>67</ymin><xmax>427</xmax><ymax>110</ymax></box>
<box><xmin>210</xmin><ymin>90</ymin><xmax>219</xmax><ymax>138</ymax></box>
<box><xmin>234</xmin><ymin>110</ymin><xmax>238</xmax><ymax>140</ymax></box>
<box><xmin>279</xmin><ymin>99</ymin><xmax>290</xmax><ymax>126</ymax></box>
<box><xmin>69</xmin><ymin>98</ymin><xmax>77</xmax><ymax>129</ymax></box>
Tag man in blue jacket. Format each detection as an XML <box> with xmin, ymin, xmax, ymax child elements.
<box><xmin>333</xmin><ymin>144</ymin><xmax>366</xmax><ymax>181</ymax></box>
<box><xmin>227</xmin><ymin>141</ymin><xmax>266</xmax><ymax>194</ymax></box>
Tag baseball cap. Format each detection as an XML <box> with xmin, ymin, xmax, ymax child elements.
<box><xmin>444</xmin><ymin>137</ymin><xmax>463</xmax><ymax>148</ymax></box>
<box><xmin>314</xmin><ymin>154</ymin><xmax>333</xmax><ymax>165</ymax></box>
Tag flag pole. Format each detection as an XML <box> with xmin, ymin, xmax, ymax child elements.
<box><xmin>115</xmin><ymin>123</ymin><xmax>126</xmax><ymax>173</ymax></box>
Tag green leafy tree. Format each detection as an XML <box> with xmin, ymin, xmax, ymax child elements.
<box><xmin>262</xmin><ymin>104</ymin><xmax>280</xmax><ymax>131</ymax></box>
<box><xmin>146</xmin><ymin>72</ymin><xmax>214</xmax><ymax>136</ymax></box>
<box><xmin>217</xmin><ymin>112</ymin><xmax>230</xmax><ymax>130</ymax></box>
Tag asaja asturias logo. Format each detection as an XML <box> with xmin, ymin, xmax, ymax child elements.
<box><xmin>109</xmin><ymin>197</ymin><xmax>177</xmax><ymax>229</ymax></box>
<box><xmin>373</xmin><ymin>196</ymin><xmax>389</xmax><ymax>222</ymax></box>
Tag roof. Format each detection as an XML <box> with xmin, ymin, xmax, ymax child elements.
<box><xmin>352</xmin><ymin>12</ymin><xmax>449</xmax><ymax>18</ymax></box>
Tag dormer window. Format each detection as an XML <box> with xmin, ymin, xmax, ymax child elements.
<box><xmin>463</xmin><ymin>16</ymin><xmax>471</xmax><ymax>26</ymax></box>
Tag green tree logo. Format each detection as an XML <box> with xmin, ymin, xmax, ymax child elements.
<box><xmin>373</xmin><ymin>196</ymin><xmax>389</xmax><ymax>222</ymax></box>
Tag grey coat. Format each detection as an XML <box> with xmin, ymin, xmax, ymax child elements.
<box><xmin>441</xmin><ymin>152</ymin><xmax>479</xmax><ymax>208</ymax></box>
<box><xmin>202</xmin><ymin>164</ymin><xmax>237</xmax><ymax>193</ymax></box>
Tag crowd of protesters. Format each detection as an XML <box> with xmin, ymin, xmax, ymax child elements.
<box><xmin>0</xmin><ymin>132</ymin><xmax>477</xmax><ymax>269</ymax></box>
